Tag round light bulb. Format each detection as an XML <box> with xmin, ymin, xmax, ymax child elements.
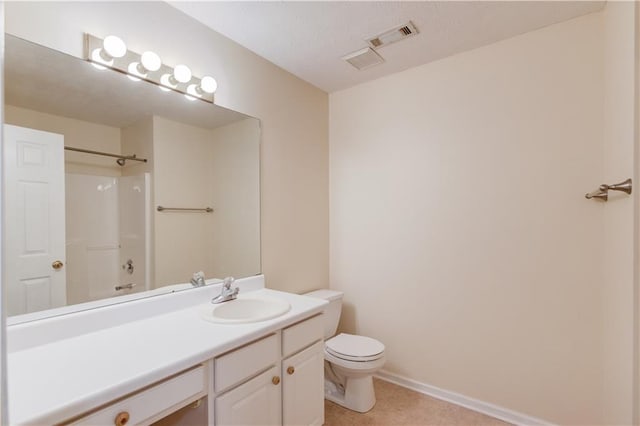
<box><xmin>128</xmin><ymin>62</ymin><xmax>146</xmax><ymax>78</ymax></box>
<box><xmin>187</xmin><ymin>84</ymin><xmax>202</xmax><ymax>98</ymax></box>
<box><xmin>141</xmin><ymin>51</ymin><xmax>161</xmax><ymax>72</ymax></box>
<box><xmin>173</xmin><ymin>64</ymin><xmax>192</xmax><ymax>83</ymax></box>
<box><xmin>103</xmin><ymin>35</ymin><xmax>127</xmax><ymax>59</ymax></box>
<box><xmin>91</xmin><ymin>48</ymin><xmax>111</xmax><ymax>68</ymax></box>
<box><xmin>200</xmin><ymin>76</ymin><xmax>218</xmax><ymax>94</ymax></box>
<box><xmin>160</xmin><ymin>73</ymin><xmax>176</xmax><ymax>89</ymax></box>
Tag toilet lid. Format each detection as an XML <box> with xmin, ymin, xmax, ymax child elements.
<box><xmin>325</xmin><ymin>333</ymin><xmax>385</xmax><ymax>362</ymax></box>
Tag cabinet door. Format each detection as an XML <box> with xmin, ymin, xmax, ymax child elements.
<box><xmin>282</xmin><ymin>341</ymin><xmax>324</xmax><ymax>426</ymax></box>
<box><xmin>215</xmin><ymin>366</ymin><xmax>281</xmax><ymax>426</ymax></box>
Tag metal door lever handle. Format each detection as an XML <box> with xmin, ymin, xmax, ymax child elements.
<box><xmin>600</xmin><ymin>178</ymin><xmax>632</xmax><ymax>194</ymax></box>
<box><xmin>585</xmin><ymin>190</ymin><xmax>608</xmax><ymax>201</ymax></box>
<box><xmin>586</xmin><ymin>178</ymin><xmax>631</xmax><ymax>201</ymax></box>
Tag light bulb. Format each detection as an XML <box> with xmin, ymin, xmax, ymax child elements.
<box><xmin>184</xmin><ymin>94</ymin><xmax>197</xmax><ymax>101</ymax></box>
<box><xmin>173</xmin><ymin>64</ymin><xmax>192</xmax><ymax>83</ymax></box>
<box><xmin>187</xmin><ymin>84</ymin><xmax>201</xmax><ymax>98</ymax></box>
<box><xmin>141</xmin><ymin>51</ymin><xmax>161</xmax><ymax>72</ymax></box>
<box><xmin>199</xmin><ymin>76</ymin><xmax>217</xmax><ymax>94</ymax></box>
<box><xmin>91</xmin><ymin>47</ymin><xmax>113</xmax><ymax>67</ymax></box>
<box><xmin>103</xmin><ymin>35</ymin><xmax>127</xmax><ymax>59</ymax></box>
<box><xmin>90</xmin><ymin>52</ymin><xmax>108</xmax><ymax>70</ymax></box>
<box><xmin>160</xmin><ymin>73</ymin><xmax>176</xmax><ymax>89</ymax></box>
<box><xmin>128</xmin><ymin>62</ymin><xmax>146</xmax><ymax>78</ymax></box>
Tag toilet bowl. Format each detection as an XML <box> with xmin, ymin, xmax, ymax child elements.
<box><xmin>324</xmin><ymin>333</ymin><xmax>385</xmax><ymax>412</ymax></box>
<box><xmin>304</xmin><ymin>290</ymin><xmax>386</xmax><ymax>413</ymax></box>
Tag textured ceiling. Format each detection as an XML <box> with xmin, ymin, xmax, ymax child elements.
<box><xmin>170</xmin><ymin>1</ymin><xmax>605</xmax><ymax>93</ymax></box>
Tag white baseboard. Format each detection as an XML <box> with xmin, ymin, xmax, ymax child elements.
<box><xmin>375</xmin><ymin>370</ymin><xmax>554</xmax><ymax>426</ymax></box>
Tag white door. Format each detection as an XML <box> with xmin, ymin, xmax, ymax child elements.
<box><xmin>3</xmin><ymin>124</ymin><xmax>66</xmax><ymax>316</ymax></box>
<box><xmin>282</xmin><ymin>341</ymin><xmax>325</xmax><ymax>426</ymax></box>
<box><xmin>215</xmin><ymin>366</ymin><xmax>282</xmax><ymax>426</ymax></box>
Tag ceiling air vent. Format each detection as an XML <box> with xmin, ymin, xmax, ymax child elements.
<box><xmin>342</xmin><ymin>47</ymin><xmax>384</xmax><ymax>70</ymax></box>
<box><xmin>367</xmin><ymin>21</ymin><xmax>418</xmax><ymax>49</ymax></box>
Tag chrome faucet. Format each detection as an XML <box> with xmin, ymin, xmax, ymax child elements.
<box><xmin>191</xmin><ymin>271</ymin><xmax>206</xmax><ymax>287</ymax></box>
<box><xmin>211</xmin><ymin>277</ymin><xmax>239</xmax><ymax>304</ymax></box>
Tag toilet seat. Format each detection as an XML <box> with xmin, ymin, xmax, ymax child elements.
<box><xmin>325</xmin><ymin>333</ymin><xmax>385</xmax><ymax>362</ymax></box>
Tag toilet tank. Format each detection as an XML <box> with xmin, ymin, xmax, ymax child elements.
<box><xmin>304</xmin><ymin>289</ymin><xmax>343</xmax><ymax>339</ymax></box>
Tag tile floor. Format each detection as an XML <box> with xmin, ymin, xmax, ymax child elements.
<box><xmin>324</xmin><ymin>379</ymin><xmax>512</xmax><ymax>425</ymax></box>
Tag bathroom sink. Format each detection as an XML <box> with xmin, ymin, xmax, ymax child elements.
<box><xmin>200</xmin><ymin>294</ymin><xmax>291</xmax><ymax>324</ymax></box>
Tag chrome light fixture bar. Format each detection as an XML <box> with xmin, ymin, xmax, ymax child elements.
<box><xmin>84</xmin><ymin>34</ymin><xmax>217</xmax><ymax>103</ymax></box>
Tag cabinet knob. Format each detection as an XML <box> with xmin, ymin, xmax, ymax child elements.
<box><xmin>272</xmin><ymin>376</ymin><xmax>280</xmax><ymax>385</ymax></box>
<box><xmin>114</xmin><ymin>411</ymin><xmax>130</xmax><ymax>426</ymax></box>
<box><xmin>287</xmin><ymin>366</ymin><xmax>295</xmax><ymax>375</ymax></box>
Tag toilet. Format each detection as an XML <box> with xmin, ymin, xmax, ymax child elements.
<box><xmin>304</xmin><ymin>289</ymin><xmax>385</xmax><ymax>413</ymax></box>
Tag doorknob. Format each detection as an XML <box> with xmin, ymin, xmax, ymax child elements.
<box><xmin>52</xmin><ymin>260</ymin><xmax>64</xmax><ymax>270</ymax></box>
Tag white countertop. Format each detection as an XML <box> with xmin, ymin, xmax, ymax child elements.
<box><xmin>7</xmin><ymin>279</ymin><xmax>327</xmax><ymax>425</ymax></box>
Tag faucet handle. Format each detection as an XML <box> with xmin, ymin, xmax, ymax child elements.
<box><xmin>223</xmin><ymin>276</ymin><xmax>235</xmax><ymax>289</ymax></box>
<box><xmin>191</xmin><ymin>271</ymin><xmax>206</xmax><ymax>287</ymax></box>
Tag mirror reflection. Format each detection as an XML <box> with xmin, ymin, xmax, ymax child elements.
<box><xmin>3</xmin><ymin>35</ymin><xmax>261</xmax><ymax>318</ymax></box>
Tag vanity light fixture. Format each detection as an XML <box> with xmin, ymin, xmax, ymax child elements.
<box><xmin>103</xmin><ymin>36</ymin><xmax>127</xmax><ymax>58</ymax></box>
<box><xmin>187</xmin><ymin>75</ymin><xmax>218</xmax><ymax>99</ymax></box>
<box><xmin>128</xmin><ymin>51</ymin><xmax>162</xmax><ymax>79</ymax></box>
<box><xmin>141</xmin><ymin>51</ymin><xmax>162</xmax><ymax>72</ymax></box>
<box><xmin>91</xmin><ymin>35</ymin><xmax>127</xmax><ymax>65</ymax></box>
<box><xmin>160</xmin><ymin>64</ymin><xmax>193</xmax><ymax>92</ymax></box>
<box><xmin>85</xmin><ymin>33</ymin><xmax>216</xmax><ymax>103</ymax></box>
<box><xmin>90</xmin><ymin>35</ymin><xmax>127</xmax><ymax>70</ymax></box>
<box><xmin>173</xmin><ymin>64</ymin><xmax>192</xmax><ymax>83</ymax></box>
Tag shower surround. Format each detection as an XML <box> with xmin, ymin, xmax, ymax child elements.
<box><xmin>65</xmin><ymin>173</ymin><xmax>150</xmax><ymax>304</ymax></box>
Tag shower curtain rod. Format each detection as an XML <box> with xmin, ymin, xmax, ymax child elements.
<box><xmin>64</xmin><ymin>146</ymin><xmax>148</xmax><ymax>164</ymax></box>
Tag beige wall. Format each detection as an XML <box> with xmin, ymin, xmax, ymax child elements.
<box><xmin>121</xmin><ymin>117</ymin><xmax>154</xmax><ymax>178</ymax></box>
<box><xmin>208</xmin><ymin>118</ymin><xmax>261</xmax><ymax>279</ymax></box>
<box><xmin>152</xmin><ymin>116</ymin><xmax>260</xmax><ymax>285</ymax></box>
<box><xmin>4</xmin><ymin>105</ymin><xmax>122</xmax><ymax>176</ymax></box>
<box><xmin>153</xmin><ymin>116</ymin><xmax>214</xmax><ymax>286</ymax></box>
<box><xmin>5</xmin><ymin>1</ymin><xmax>329</xmax><ymax>294</ymax></box>
<box><xmin>602</xmin><ymin>2</ymin><xmax>636</xmax><ymax>424</ymax></box>
<box><xmin>330</xmin><ymin>13</ymin><xmax>605</xmax><ymax>424</ymax></box>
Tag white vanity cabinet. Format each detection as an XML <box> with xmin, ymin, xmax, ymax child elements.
<box><xmin>215</xmin><ymin>366</ymin><xmax>282</xmax><ymax>426</ymax></box>
<box><xmin>68</xmin><ymin>365</ymin><xmax>208</xmax><ymax>426</ymax></box>
<box><xmin>7</xmin><ymin>283</ymin><xmax>329</xmax><ymax>426</ymax></box>
<box><xmin>281</xmin><ymin>315</ymin><xmax>325</xmax><ymax>426</ymax></box>
<box><xmin>212</xmin><ymin>314</ymin><xmax>324</xmax><ymax>426</ymax></box>
<box><xmin>282</xmin><ymin>341</ymin><xmax>325</xmax><ymax>426</ymax></box>
<box><xmin>213</xmin><ymin>333</ymin><xmax>282</xmax><ymax>426</ymax></box>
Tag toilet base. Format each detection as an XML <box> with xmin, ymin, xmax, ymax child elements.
<box><xmin>324</xmin><ymin>376</ymin><xmax>376</xmax><ymax>413</ymax></box>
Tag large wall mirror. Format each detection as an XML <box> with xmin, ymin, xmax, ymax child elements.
<box><xmin>3</xmin><ymin>34</ymin><xmax>261</xmax><ymax>322</ymax></box>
